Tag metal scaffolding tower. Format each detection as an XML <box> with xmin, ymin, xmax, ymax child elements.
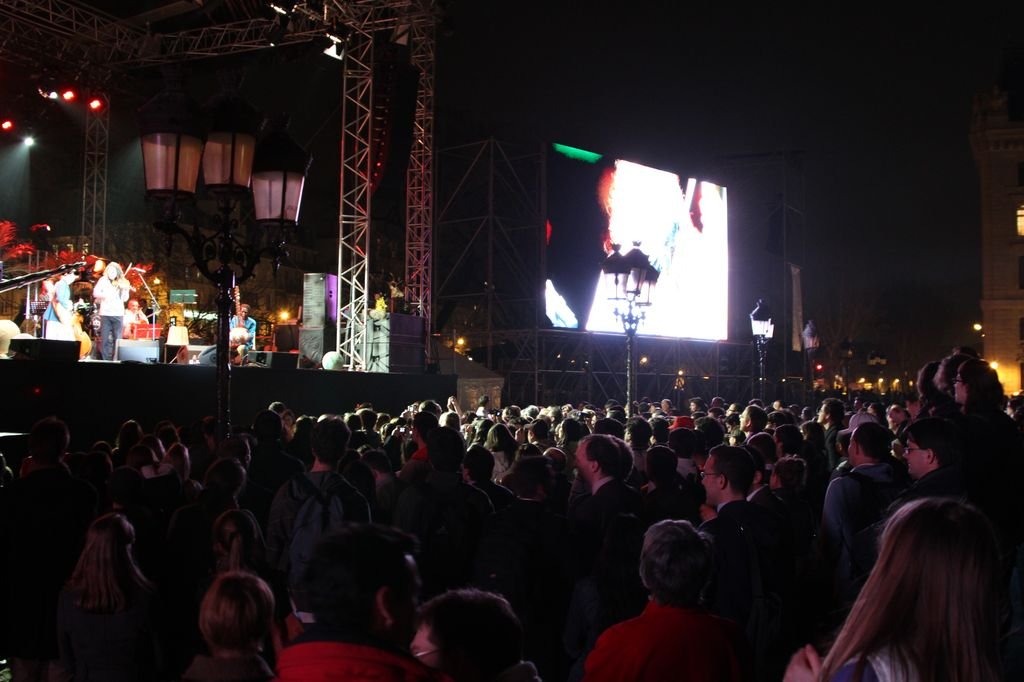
<box><xmin>404</xmin><ymin>20</ymin><xmax>435</xmax><ymax>324</ymax></box>
<box><xmin>336</xmin><ymin>27</ymin><xmax>374</xmax><ymax>371</ymax></box>
<box><xmin>80</xmin><ymin>94</ymin><xmax>109</xmax><ymax>254</ymax></box>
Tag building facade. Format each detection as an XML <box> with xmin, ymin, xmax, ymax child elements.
<box><xmin>972</xmin><ymin>86</ymin><xmax>1024</xmax><ymax>394</ymax></box>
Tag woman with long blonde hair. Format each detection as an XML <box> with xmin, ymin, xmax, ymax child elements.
<box><xmin>785</xmin><ymin>497</ymin><xmax>1002</xmax><ymax>681</ymax></box>
<box><xmin>57</xmin><ymin>512</ymin><xmax>160</xmax><ymax>681</ymax></box>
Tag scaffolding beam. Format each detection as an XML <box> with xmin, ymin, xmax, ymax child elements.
<box><xmin>404</xmin><ymin>20</ymin><xmax>434</xmax><ymax>326</ymax></box>
<box><xmin>337</xmin><ymin>28</ymin><xmax>374</xmax><ymax>371</ymax></box>
<box><xmin>80</xmin><ymin>94</ymin><xmax>109</xmax><ymax>254</ymax></box>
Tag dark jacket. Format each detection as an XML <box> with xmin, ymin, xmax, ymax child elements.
<box><xmin>699</xmin><ymin>499</ymin><xmax>790</xmax><ymax>626</ymax></box>
<box><xmin>567</xmin><ymin>478</ymin><xmax>643</xmax><ymax>575</ymax></box>
<box><xmin>474</xmin><ymin>479</ymin><xmax>515</xmax><ymax>512</ymax></box>
<box><xmin>394</xmin><ymin>471</ymin><xmax>493</xmax><ymax>596</ymax></box>
<box><xmin>182</xmin><ymin>653</ymin><xmax>274</xmax><ymax>682</ymax></box>
<box><xmin>896</xmin><ymin>465</ymin><xmax>966</xmax><ymax>506</ymax></box>
<box><xmin>249</xmin><ymin>442</ymin><xmax>305</xmax><ymax>495</ymax></box>
<box><xmin>57</xmin><ymin>587</ymin><xmax>161</xmax><ymax>682</ymax></box>
<box><xmin>265</xmin><ymin>470</ymin><xmax>372</xmax><ymax>575</ymax></box>
<box><xmin>0</xmin><ymin>465</ymin><xmax>97</xmax><ymax>659</ymax></box>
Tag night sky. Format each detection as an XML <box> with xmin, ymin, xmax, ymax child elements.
<box><xmin>436</xmin><ymin>2</ymin><xmax>1024</xmax><ymax>374</ymax></box>
<box><xmin>4</xmin><ymin>2</ymin><xmax>1024</xmax><ymax>381</ymax></box>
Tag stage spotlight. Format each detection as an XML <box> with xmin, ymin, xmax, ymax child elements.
<box><xmin>1</xmin><ymin>120</ymin><xmax>13</xmax><ymax>131</ymax></box>
<box><xmin>61</xmin><ymin>89</ymin><xmax>76</xmax><ymax>102</ymax></box>
<box><xmin>23</xmin><ymin>136</ymin><xmax>35</xmax><ymax>147</ymax></box>
<box><xmin>88</xmin><ymin>98</ymin><xmax>103</xmax><ymax>111</ymax></box>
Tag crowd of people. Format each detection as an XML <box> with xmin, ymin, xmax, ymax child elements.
<box><xmin>0</xmin><ymin>345</ymin><xmax>1021</xmax><ymax>681</ymax></box>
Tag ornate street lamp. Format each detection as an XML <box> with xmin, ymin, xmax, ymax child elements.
<box><xmin>750</xmin><ymin>299</ymin><xmax>774</xmax><ymax>401</ymax></box>
<box><xmin>601</xmin><ymin>242</ymin><xmax>659</xmax><ymax>416</ymax></box>
<box><xmin>138</xmin><ymin>72</ymin><xmax>310</xmax><ymax>440</ymax></box>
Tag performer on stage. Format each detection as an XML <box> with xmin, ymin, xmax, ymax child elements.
<box><xmin>93</xmin><ymin>262</ymin><xmax>132</xmax><ymax>360</ymax></box>
<box><xmin>42</xmin><ymin>269</ymin><xmax>79</xmax><ymax>341</ymax></box>
<box><xmin>230</xmin><ymin>303</ymin><xmax>257</xmax><ymax>353</ymax></box>
<box><xmin>122</xmin><ymin>299</ymin><xmax>147</xmax><ymax>340</ymax></box>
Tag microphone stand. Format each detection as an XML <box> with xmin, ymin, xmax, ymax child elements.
<box><xmin>135</xmin><ymin>271</ymin><xmax>162</xmax><ymax>327</ymax></box>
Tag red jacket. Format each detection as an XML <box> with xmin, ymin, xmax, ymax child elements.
<box><xmin>276</xmin><ymin>641</ymin><xmax>450</xmax><ymax>682</ymax></box>
<box><xmin>583</xmin><ymin>601</ymin><xmax>747</xmax><ymax>682</ymax></box>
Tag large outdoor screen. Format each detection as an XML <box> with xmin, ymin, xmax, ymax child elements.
<box><xmin>545</xmin><ymin>144</ymin><xmax>728</xmax><ymax>340</ymax></box>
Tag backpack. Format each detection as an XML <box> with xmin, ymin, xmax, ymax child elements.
<box><xmin>287</xmin><ymin>474</ymin><xmax>347</xmax><ymax>590</ymax></box>
<box><xmin>845</xmin><ymin>469</ymin><xmax>905</xmax><ymax>581</ymax></box>
<box><xmin>417</xmin><ymin>483</ymin><xmax>476</xmax><ymax>596</ymax></box>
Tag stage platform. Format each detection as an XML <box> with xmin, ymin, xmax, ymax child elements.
<box><xmin>0</xmin><ymin>359</ymin><xmax>457</xmax><ymax>454</ymax></box>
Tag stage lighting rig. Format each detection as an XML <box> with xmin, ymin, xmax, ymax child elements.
<box><xmin>1</xmin><ymin>120</ymin><xmax>13</xmax><ymax>131</ymax></box>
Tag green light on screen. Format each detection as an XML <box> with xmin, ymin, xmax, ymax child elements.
<box><xmin>552</xmin><ymin>143</ymin><xmax>603</xmax><ymax>164</ymax></box>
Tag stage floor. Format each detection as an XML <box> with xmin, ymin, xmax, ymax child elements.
<box><xmin>0</xmin><ymin>359</ymin><xmax>457</xmax><ymax>453</ymax></box>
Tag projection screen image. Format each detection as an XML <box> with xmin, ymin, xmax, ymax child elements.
<box><xmin>545</xmin><ymin>144</ymin><xmax>728</xmax><ymax>340</ymax></box>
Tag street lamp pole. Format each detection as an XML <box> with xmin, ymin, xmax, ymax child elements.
<box><xmin>601</xmin><ymin>243</ymin><xmax>659</xmax><ymax>418</ymax></box>
<box><xmin>138</xmin><ymin>73</ymin><xmax>310</xmax><ymax>441</ymax></box>
<box><xmin>750</xmin><ymin>299</ymin><xmax>774</xmax><ymax>402</ymax></box>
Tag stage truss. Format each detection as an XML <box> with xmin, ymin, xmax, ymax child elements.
<box><xmin>0</xmin><ymin>0</ymin><xmax>438</xmax><ymax>372</ymax></box>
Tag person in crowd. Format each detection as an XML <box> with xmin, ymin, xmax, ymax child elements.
<box><xmin>412</xmin><ymin>589</ymin><xmax>542</xmax><ymax>682</ymax></box>
<box><xmin>474</xmin><ymin>456</ymin><xmax>571</xmax><ymax>678</ymax></box>
<box><xmin>583</xmin><ymin>519</ymin><xmax>747</xmax><ymax>681</ymax></box>
<box><xmin>361</xmin><ymin>449</ymin><xmax>403</xmax><ymax>524</ymax></box>
<box><xmin>624</xmin><ymin>417</ymin><xmax>653</xmax><ymax>483</ymax></box>
<box><xmin>462</xmin><ymin>445</ymin><xmax>515</xmax><ymax>512</ymax></box>
<box><xmin>526</xmin><ymin>419</ymin><xmax>556</xmax><ymax>452</ymax></box>
<box><xmin>394</xmin><ymin>426</ymin><xmax>493</xmax><ymax>597</ymax></box>
<box><xmin>112</xmin><ymin>419</ymin><xmax>145</xmax><ymax>468</ymax></box>
<box><xmin>0</xmin><ymin>416</ymin><xmax>98</xmax><ymax>680</ymax></box>
<box><xmin>248</xmin><ymin>410</ymin><xmax>305</xmax><ymax>494</ymax></box>
<box><xmin>744</xmin><ymin>433</ymin><xmax>788</xmax><ymax>519</ymax></box>
<box><xmin>275</xmin><ymin>525</ymin><xmax>446</xmax><ymax>682</ymax></box>
<box><xmin>818</xmin><ymin>398</ymin><xmax>845</xmax><ymax>471</ymax></box>
<box><xmin>740</xmin><ymin>404</ymin><xmax>768</xmax><ymax>438</ymax></box>
<box><xmin>399</xmin><ymin>411</ymin><xmax>439</xmax><ymax>484</ymax></box>
<box><xmin>484</xmin><ymin>423</ymin><xmax>518</xmax><ymax>482</ymax></box>
<box><xmin>57</xmin><ymin>513</ymin><xmax>161</xmax><ymax>681</ymax></box>
<box><xmin>641</xmin><ymin>445</ymin><xmax>701</xmax><ymax>526</ymax></box>
<box><xmin>784</xmin><ymin>498</ymin><xmax>1002</xmax><ymax>682</ymax></box>
<box><xmin>182</xmin><ymin>572</ymin><xmax>276</xmax><ymax>682</ymax></box>
<box><xmin>568</xmin><ymin>433</ymin><xmax>642</xmax><ymax>575</ymax></box>
<box><xmin>286</xmin><ymin>415</ymin><xmax>316</xmax><ymax>469</ymax></box>
<box><xmin>563</xmin><ymin>514</ymin><xmax>647</xmax><ymax>682</ymax></box>
<box><xmin>897</xmin><ymin>417</ymin><xmax>966</xmax><ymax>502</ymax></box>
<box><xmin>820</xmin><ymin>420</ymin><xmax>906</xmax><ymax>602</ymax></box>
<box><xmin>954</xmin><ymin>357</ymin><xmax>1024</xmax><ymax>568</ymax></box>
<box><xmin>698</xmin><ymin>445</ymin><xmax>790</xmax><ymax>631</ymax></box>
<box><xmin>265</xmin><ymin>416</ymin><xmax>370</xmax><ymax>616</ymax></box>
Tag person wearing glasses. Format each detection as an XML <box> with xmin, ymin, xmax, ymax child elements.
<box><xmin>897</xmin><ymin>417</ymin><xmax>966</xmax><ymax>502</ymax></box>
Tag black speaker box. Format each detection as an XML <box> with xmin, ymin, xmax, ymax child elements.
<box><xmin>247</xmin><ymin>350</ymin><xmax>299</xmax><ymax>369</ymax></box>
<box><xmin>8</xmin><ymin>337</ymin><xmax>80</xmax><ymax>362</ymax></box>
<box><xmin>275</xmin><ymin>323</ymin><xmax>299</xmax><ymax>352</ymax></box>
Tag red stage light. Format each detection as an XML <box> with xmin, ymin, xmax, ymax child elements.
<box><xmin>62</xmin><ymin>89</ymin><xmax>76</xmax><ymax>102</ymax></box>
<box><xmin>88</xmin><ymin>98</ymin><xmax>103</xmax><ymax>111</ymax></box>
<box><xmin>1</xmin><ymin>120</ymin><xmax>12</xmax><ymax>131</ymax></box>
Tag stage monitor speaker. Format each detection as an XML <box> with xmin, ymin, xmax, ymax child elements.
<box><xmin>366</xmin><ymin>313</ymin><xmax>425</xmax><ymax>373</ymax></box>
<box><xmin>275</xmin><ymin>323</ymin><xmax>299</xmax><ymax>352</ymax></box>
<box><xmin>8</xmin><ymin>337</ymin><xmax>80</xmax><ymax>362</ymax></box>
<box><xmin>302</xmin><ymin>273</ymin><xmax>338</xmax><ymax>328</ymax></box>
<box><xmin>115</xmin><ymin>339</ymin><xmax>161</xmax><ymax>363</ymax></box>
<box><xmin>247</xmin><ymin>350</ymin><xmax>299</xmax><ymax>369</ymax></box>
<box><xmin>299</xmin><ymin>327</ymin><xmax>335</xmax><ymax>365</ymax></box>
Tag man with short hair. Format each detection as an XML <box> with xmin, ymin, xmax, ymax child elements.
<box><xmin>818</xmin><ymin>398</ymin><xmax>845</xmax><ymax>470</ymax></box>
<box><xmin>249</xmin><ymin>409</ymin><xmax>305</xmax><ymax>494</ymax></box>
<box><xmin>584</xmin><ymin>520</ymin><xmax>746</xmax><ymax>681</ymax></box>
<box><xmin>821</xmin><ymin>420</ymin><xmax>906</xmax><ymax>599</ymax></box>
<box><xmin>568</xmin><ymin>434</ymin><xmax>642</xmax><ymax>573</ymax></box>
<box><xmin>266</xmin><ymin>416</ymin><xmax>371</xmax><ymax>605</ymax></box>
<box><xmin>462</xmin><ymin>446</ymin><xmax>514</xmax><ymax>512</ymax></box>
<box><xmin>897</xmin><ymin>417</ymin><xmax>966</xmax><ymax>501</ymax></box>
<box><xmin>394</xmin><ymin>427</ymin><xmax>493</xmax><ymax>597</ymax></box>
<box><xmin>275</xmin><ymin>525</ymin><xmax>446</xmax><ymax>682</ymax></box>
<box><xmin>740</xmin><ymin>404</ymin><xmax>768</xmax><ymax>436</ymax></box>
<box><xmin>699</xmin><ymin>445</ymin><xmax>789</xmax><ymax>627</ymax></box>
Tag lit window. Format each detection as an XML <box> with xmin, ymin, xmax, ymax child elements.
<box><xmin>1018</xmin><ymin>205</ymin><xmax>1024</xmax><ymax>237</ymax></box>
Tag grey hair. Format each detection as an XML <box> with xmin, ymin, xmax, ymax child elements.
<box><xmin>639</xmin><ymin>520</ymin><xmax>714</xmax><ymax>608</ymax></box>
